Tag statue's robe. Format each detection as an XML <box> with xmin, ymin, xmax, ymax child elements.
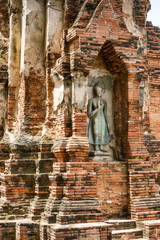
<box><xmin>87</xmin><ymin>98</ymin><xmax>109</xmax><ymax>145</ymax></box>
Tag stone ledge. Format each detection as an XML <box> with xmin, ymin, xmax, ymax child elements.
<box><xmin>44</xmin><ymin>221</ymin><xmax>110</xmax><ymax>230</ymax></box>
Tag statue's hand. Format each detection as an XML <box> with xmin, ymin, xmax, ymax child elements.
<box><xmin>99</xmin><ymin>103</ymin><xmax>104</xmax><ymax>109</ymax></box>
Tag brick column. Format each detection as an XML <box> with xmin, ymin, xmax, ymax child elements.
<box><xmin>17</xmin><ymin>0</ymin><xmax>46</xmax><ymax>136</ymax></box>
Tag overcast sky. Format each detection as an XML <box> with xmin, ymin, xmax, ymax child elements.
<box><xmin>147</xmin><ymin>0</ymin><xmax>160</xmax><ymax>27</ymax></box>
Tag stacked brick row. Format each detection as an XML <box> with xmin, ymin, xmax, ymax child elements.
<box><xmin>42</xmin><ymin>162</ymin><xmax>65</xmax><ymax>224</ymax></box>
<box><xmin>64</xmin><ymin>0</ymin><xmax>82</xmax><ymax>28</ymax></box>
<box><xmin>0</xmin><ymin>144</ymin><xmax>55</xmax><ymax>222</ymax></box>
<box><xmin>16</xmin><ymin>222</ymin><xmax>39</xmax><ymax>240</ymax></box>
<box><xmin>0</xmin><ymin>221</ymin><xmax>41</xmax><ymax>240</ymax></box>
<box><xmin>29</xmin><ymin>144</ymin><xmax>55</xmax><ymax>221</ymax></box>
<box><xmin>129</xmin><ymin>170</ymin><xmax>160</xmax><ymax>221</ymax></box>
<box><xmin>133</xmin><ymin>0</ymin><xmax>150</xmax><ymax>28</ymax></box>
<box><xmin>56</xmin><ymin>165</ymin><xmax>102</xmax><ymax>224</ymax></box>
<box><xmin>0</xmin><ymin>151</ymin><xmax>37</xmax><ymax>219</ymax></box>
<box><xmin>0</xmin><ymin>222</ymin><xmax>16</xmax><ymax>240</ymax></box>
<box><xmin>18</xmin><ymin>71</ymin><xmax>46</xmax><ymax>135</ymax></box>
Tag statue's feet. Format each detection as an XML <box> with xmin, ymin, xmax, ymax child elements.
<box><xmin>100</xmin><ymin>145</ymin><xmax>108</xmax><ymax>152</ymax></box>
<box><xmin>95</xmin><ymin>145</ymin><xmax>99</xmax><ymax>151</ymax></box>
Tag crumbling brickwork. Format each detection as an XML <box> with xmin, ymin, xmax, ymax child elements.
<box><xmin>0</xmin><ymin>0</ymin><xmax>159</xmax><ymax>239</ymax></box>
<box><xmin>0</xmin><ymin>0</ymin><xmax>9</xmax><ymax>139</ymax></box>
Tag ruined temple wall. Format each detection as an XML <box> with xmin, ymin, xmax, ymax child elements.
<box><xmin>16</xmin><ymin>0</ymin><xmax>46</xmax><ymax>135</ymax></box>
<box><xmin>49</xmin><ymin>0</ymin><xmax>152</xmax><ymax>221</ymax></box>
<box><xmin>0</xmin><ymin>1</ymin><xmax>160</xmax><ymax>236</ymax></box>
<box><xmin>63</xmin><ymin>0</ymin><xmax>149</xmax><ymax>160</ymax></box>
<box><xmin>0</xmin><ymin>0</ymin><xmax>151</xmax><ymax>152</ymax></box>
<box><xmin>1</xmin><ymin>0</ymin><xmax>65</xmax><ymax>148</ymax></box>
<box><xmin>95</xmin><ymin>161</ymin><xmax>128</xmax><ymax>220</ymax></box>
<box><xmin>147</xmin><ymin>22</ymin><xmax>160</xmax><ymax>143</ymax></box>
<box><xmin>146</xmin><ymin>22</ymin><xmax>160</xmax><ymax>183</ymax></box>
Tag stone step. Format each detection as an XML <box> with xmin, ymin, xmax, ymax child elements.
<box><xmin>13</xmin><ymin>152</ymin><xmax>39</xmax><ymax>160</ymax></box>
<box><xmin>130</xmin><ymin>239</ymin><xmax>147</xmax><ymax>240</ymax></box>
<box><xmin>57</xmin><ymin>212</ymin><xmax>103</xmax><ymax>224</ymax></box>
<box><xmin>131</xmin><ymin>239</ymin><xmax>147</xmax><ymax>240</ymax></box>
<box><xmin>133</xmin><ymin>204</ymin><xmax>160</xmax><ymax>210</ymax></box>
<box><xmin>132</xmin><ymin>210</ymin><xmax>160</xmax><ymax>220</ymax></box>
<box><xmin>132</xmin><ymin>205</ymin><xmax>160</xmax><ymax>213</ymax></box>
<box><xmin>29</xmin><ymin>199</ymin><xmax>48</xmax><ymax>221</ymax></box>
<box><xmin>105</xmin><ymin>219</ymin><xmax>136</xmax><ymax>230</ymax></box>
<box><xmin>133</xmin><ymin>200</ymin><xmax>160</xmax><ymax>207</ymax></box>
<box><xmin>112</xmin><ymin>228</ymin><xmax>143</xmax><ymax>240</ymax></box>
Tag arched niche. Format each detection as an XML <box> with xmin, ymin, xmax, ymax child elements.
<box><xmin>87</xmin><ymin>40</ymin><xmax>129</xmax><ymax>219</ymax></box>
<box><xmin>87</xmin><ymin>40</ymin><xmax>129</xmax><ymax>161</ymax></box>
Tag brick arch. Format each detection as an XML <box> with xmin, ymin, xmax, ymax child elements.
<box><xmin>67</xmin><ymin>32</ymin><xmax>144</xmax><ymax>160</ymax></box>
<box><xmin>89</xmin><ymin>40</ymin><xmax>129</xmax><ymax>159</ymax></box>
<box><xmin>100</xmin><ymin>40</ymin><xmax>128</xmax><ymax>75</ymax></box>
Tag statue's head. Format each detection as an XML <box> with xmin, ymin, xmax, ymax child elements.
<box><xmin>94</xmin><ymin>83</ymin><xmax>102</xmax><ymax>97</ymax></box>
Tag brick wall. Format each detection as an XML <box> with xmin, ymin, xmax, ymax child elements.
<box><xmin>95</xmin><ymin>161</ymin><xmax>128</xmax><ymax>219</ymax></box>
<box><xmin>146</xmin><ymin>22</ymin><xmax>160</xmax><ymax>171</ymax></box>
<box><xmin>0</xmin><ymin>0</ymin><xmax>160</xmax><ymax>239</ymax></box>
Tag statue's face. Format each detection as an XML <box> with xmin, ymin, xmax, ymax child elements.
<box><xmin>95</xmin><ymin>86</ymin><xmax>102</xmax><ymax>97</ymax></box>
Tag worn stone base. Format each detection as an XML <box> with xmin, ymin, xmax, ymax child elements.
<box><xmin>42</xmin><ymin>222</ymin><xmax>112</xmax><ymax>240</ymax></box>
<box><xmin>90</xmin><ymin>151</ymin><xmax>113</xmax><ymax>162</ymax></box>
<box><xmin>137</xmin><ymin>220</ymin><xmax>160</xmax><ymax>239</ymax></box>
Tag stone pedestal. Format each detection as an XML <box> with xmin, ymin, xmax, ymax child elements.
<box><xmin>90</xmin><ymin>151</ymin><xmax>113</xmax><ymax>162</ymax></box>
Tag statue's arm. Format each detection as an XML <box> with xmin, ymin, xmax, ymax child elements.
<box><xmin>104</xmin><ymin>101</ymin><xmax>110</xmax><ymax>132</ymax></box>
<box><xmin>87</xmin><ymin>99</ymin><xmax>94</xmax><ymax>118</ymax></box>
<box><xmin>87</xmin><ymin>99</ymin><xmax>99</xmax><ymax>118</ymax></box>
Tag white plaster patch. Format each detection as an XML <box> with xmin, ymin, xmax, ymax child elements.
<box><xmin>51</xmin><ymin>69</ymin><xmax>64</xmax><ymax>111</ymax></box>
<box><xmin>46</xmin><ymin>0</ymin><xmax>64</xmax><ymax>54</ymax></box>
<box><xmin>20</xmin><ymin>0</ymin><xmax>45</xmax><ymax>75</ymax></box>
<box><xmin>107</xmin><ymin>200</ymin><xmax>112</xmax><ymax>204</ymax></box>
<box><xmin>53</xmin><ymin>84</ymin><xmax>64</xmax><ymax>111</ymax></box>
<box><xmin>122</xmin><ymin>0</ymin><xmax>147</xmax><ymax>55</ymax></box>
<box><xmin>72</xmin><ymin>73</ymin><xmax>88</xmax><ymax>110</ymax></box>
